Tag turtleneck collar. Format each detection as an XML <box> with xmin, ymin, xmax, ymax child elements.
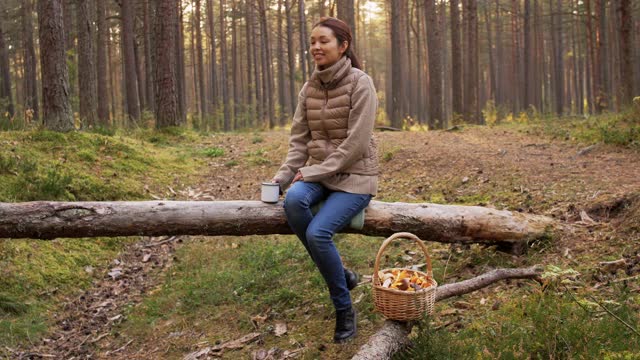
<box><xmin>311</xmin><ymin>55</ymin><xmax>352</xmax><ymax>89</ymax></box>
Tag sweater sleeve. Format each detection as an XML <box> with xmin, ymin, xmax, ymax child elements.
<box><xmin>272</xmin><ymin>84</ymin><xmax>311</xmax><ymax>191</ymax></box>
<box><xmin>298</xmin><ymin>74</ymin><xmax>377</xmax><ymax>182</ymax></box>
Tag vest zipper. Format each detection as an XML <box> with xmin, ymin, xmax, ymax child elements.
<box><xmin>322</xmin><ymin>88</ymin><xmax>330</xmax><ymax>158</ymax></box>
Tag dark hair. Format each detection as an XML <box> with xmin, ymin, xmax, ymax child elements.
<box><xmin>313</xmin><ymin>17</ymin><xmax>362</xmax><ymax>70</ymax></box>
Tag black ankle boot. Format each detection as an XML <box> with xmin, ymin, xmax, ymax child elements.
<box><xmin>344</xmin><ymin>268</ymin><xmax>359</xmax><ymax>291</ymax></box>
<box><xmin>334</xmin><ymin>307</ymin><xmax>357</xmax><ymax>343</ymax></box>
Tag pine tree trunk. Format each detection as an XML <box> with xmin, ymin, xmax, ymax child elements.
<box><xmin>176</xmin><ymin>2</ymin><xmax>187</xmax><ymax>123</ymax></box>
<box><xmin>96</xmin><ymin>0</ymin><xmax>110</xmax><ymax>124</ymax></box>
<box><xmin>336</xmin><ymin>0</ymin><xmax>355</xmax><ymax>50</ymax></box>
<box><xmin>121</xmin><ymin>0</ymin><xmax>141</xmax><ymax>121</ymax></box>
<box><xmin>0</xmin><ymin>21</ymin><xmax>14</xmax><ymax>118</ymax></box>
<box><xmin>425</xmin><ymin>0</ymin><xmax>442</xmax><ymax>129</ymax></box>
<box><xmin>494</xmin><ymin>0</ymin><xmax>504</xmax><ymax>107</ymax></box>
<box><xmin>207</xmin><ymin>0</ymin><xmax>218</xmax><ymax>116</ymax></box>
<box><xmin>245</xmin><ymin>0</ymin><xmax>255</xmax><ymax>126</ymax></box>
<box><xmin>37</xmin><ymin>0</ymin><xmax>74</xmax><ymax>132</ymax></box>
<box><xmin>219</xmin><ymin>0</ymin><xmax>231</xmax><ymax>131</ymax></box>
<box><xmin>399</xmin><ymin>0</ymin><xmax>409</xmax><ymax>121</ymax></box>
<box><xmin>155</xmin><ymin>0</ymin><xmax>180</xmax><ymax>127</ymax></box>
<box><xmin>390</xmin><ymin>0</ymin><xmax>402</xmax><ymax>128</ymax></box>
<box><xmin>552</xmin><ymin>0</ymin><xmax>564</xmax><ymax>115</ymax></box>
<box><xmin>451</xmin><ymin>0</ymin><xmax>462</xmax><ymax>117</ymax></box>
<box><xmin>598</xmin><ymin>0</ymin><xmax>609</xmax><ymax>110</ymax></box>
<box><xmin>195</xmin><ymin>0</ymin><xmax>207</xmax><ymax>118</ymax></box>
<box><xmin>571</xmin><ymin>0</ymin><xmax>582</xmax><ymax>114</ymax></box>
<box><xmin>464</xmin><ymin>0</ymin><xmax>479</xmax><ymax>123</ymax></box>
<box><xmin>277</xmin><ymin>0</ymin><xmax>287</xmax><ymax>126</ymax></box>
<box><xmin>510</xmin><ymin>0</ymin><xmax>521</xmax><ymax>113</ymax></box>
<box><xmin>231</xmin><ymin>0</ymin><xmax>240</xmax><ymax>125</ymax></box>
<box><xmin>258</xmin><ymin>0</ymin><xmax>275</xmax><ymax>128</ymax></box>
<box><xmin>190</xmin><ymin>3</ymin><xmax>199</xmax><ymax>117</ymax></box>
<box><xmin>62</xmin><ymin>0</ymin><xmax>75</xmax><ymax>101</ymax></box>
<box><xmin>617</xmin><ymin>0</ymin><xmax>633</xmax><ymax>107</ymax></box>
<box><xmin>134</xmin><ymin>34</ymin><xmax>147</xmax><ymax>112</ymax></box>
<box><xmin>285</xmin><ymin>0</ymin><xmax>296</xmax><ymax>116</ymax></box>
<box><xmin>250</xmin><ymin>2</ymin><xmax>263</xmax><ymax>126</ymax></box>
<box><xmin>77</xmin><ymin>0</ymin><xmax>97</xmax><ymax>128</ymax></box>
<box><xmin>24</xmin><ymin>0</ymin><xmax>39</xmax><ymax>122</ymax></box>
<box><xmin>523</xmin><ymin>0</ymin><xmax>532</xmax><ymax>109</ymax></box>
<box><xmin>144</xmin><ymin>0</ymin><xmax>155</xmax><ymax>113</ymax></box>
<box><xmin>298</xmin><ymin>0</ymin><xmax>309</xmax><ymax>83</ymax></box>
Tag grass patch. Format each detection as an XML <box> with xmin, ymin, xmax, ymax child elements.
<box><xmin>396</xmin><ymin>286</ymin><xmax>640</xmax><ymax>359</ymax></box>
<box><xmin>0</xmin><ymin>127</ymin><xmax>206</xmax><ymax>347</ymax></box>
<box><xmin>202</xmin><ymin>147</ymin><xmax>225</xmax><ymax>157</ymax></box>
<box><xmin>526</xmin><ymin>111</ymin><xmax>640</xmax><ymax>148</ymax></box>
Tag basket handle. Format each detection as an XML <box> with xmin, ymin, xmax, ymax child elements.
<box><xmin>373</xmin><ymin>232</ymin><xmax>433</xmax><ymax>285</ymax></box>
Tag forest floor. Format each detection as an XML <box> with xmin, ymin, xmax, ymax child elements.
<box><xmin>5</xmin><ymin>118</ymin><xmax>640</xmax><ymax>359</ymax></box>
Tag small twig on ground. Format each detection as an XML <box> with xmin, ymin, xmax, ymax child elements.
<box><xmin>144</xmin><ymin>236</ymin><xmax>180</xmax><ymax>248</ymax></box>
<box><xmin>611</xmin><ymin>274</ymin><xmax>640</xmax><ymax>283</ymax></box>
<box><xmin>588</xmin><ymin>295</ymin><xmax>640</xmax><ymax>337</ymax></box>
<box><xmin>105</xmin><ymin>340</ymin><xmax>134</xmax><ymax>355</ymax></box>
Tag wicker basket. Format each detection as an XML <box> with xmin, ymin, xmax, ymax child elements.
<box><xmin>372</xmin><ymin>232</ymin><xmax>437</xmax><ymax>321</ymax></box>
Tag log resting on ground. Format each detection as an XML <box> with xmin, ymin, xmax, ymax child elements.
<box><xmin>351</xmin><ymin>266</ymin><xmax>544</xmax><ymax>360</ymax></box>
<box><xmin>0</xmin><ymin>201</ymin><xmax>554</xmax><ymax>252</ymax></box>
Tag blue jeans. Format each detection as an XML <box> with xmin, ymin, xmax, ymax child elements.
<box><xmin>283</xmin><ymin>181</ymin><xmax>372</xmax><ymax>311</ymax></box>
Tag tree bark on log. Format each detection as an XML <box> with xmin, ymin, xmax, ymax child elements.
<box><xmin>0</xmin><ymin>201</ymin><xmax>554</xmax><ymax>253</ymax></box>
<box><xmin>351</xmin><ymin>266</ymin><xmax>543</xmax><ymax>360</ymax></box>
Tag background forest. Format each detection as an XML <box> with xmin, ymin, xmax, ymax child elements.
<box><xmin>0</xmin><ymin>0</ymin><xmax>639</xmax><ymax>132</ymax></box>
<box><xmin>1</xmin><ymin>1</ymin><xmax>639</xmax><ymax>359</ymax></box>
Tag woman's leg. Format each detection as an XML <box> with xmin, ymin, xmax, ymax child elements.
<box><xmin>282</xmin><ymin>181</ymin><xmax>327</xmax><ymax>263</ymax></box>
<box><xmin>305</xmin><ymin>191</ymin><xmax>372</xmax><ymax>311</ymax></box>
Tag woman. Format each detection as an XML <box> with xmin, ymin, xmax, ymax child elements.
<box><xmin>271</xmin><ymin>17</ymin><xmax>379</xmax><ymax>343</ymax></box>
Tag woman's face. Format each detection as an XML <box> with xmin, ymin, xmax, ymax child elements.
<box><xmin>310</xmin><ymin>26</ymin><xmax>348</xmax><ymax>69</ymax></box>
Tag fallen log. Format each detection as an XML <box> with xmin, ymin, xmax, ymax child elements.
<box><xmin>351</xmin><ymin>265</ymin><xmax>543</xmax><ymax>360</ymax></box>
<box><xmin>0</xmin><ymin>201</ymin><xmax>554</xmax><ymax>253</ymax></box>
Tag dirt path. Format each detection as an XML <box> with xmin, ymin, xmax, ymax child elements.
<box><xmin>17</xmin><ymin>126</ymin><xmax>640</xmax><ymax>359</ymax></box>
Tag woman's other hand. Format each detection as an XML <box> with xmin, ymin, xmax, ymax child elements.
<box><xmin>291</xmin><ymin>171</ymin><xmax>304</xmax><ymax>184</ymax></box>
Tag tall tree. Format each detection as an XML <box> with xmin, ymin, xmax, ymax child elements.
<box><xmin>195</xmin><ymin>0</ymin><xmax>206</xmax><ymax>118</ymax></box>
<box><xmin>231</xmin><ymin>0</ymin><xmax>240</xmax><ymax>123</ymax></box>
<box><xmin>617</xmin><ymin>0</ymin><xmax>633</xmax><ymax>107</ymax></box>
<box><xmin>219</xmin><ymin>0</ymin><xmax>230</xmax><ymax>131</ymax></box>
<box><xmin>121</xmin><ymin>0</ymin><xmax>141</xmax><ymax>121</ymax></box>
<box><xmin>250</xmin><ymin>1</ymin><xmax>263</xmax><ymax>125</ymax></box>
<box><xmin>298</xmin><ymin>0</ymin><xmax>309</xmax><ymax>83</ymax></box>
<box><xmin>155</xmin><ymin>0</ymin><xmax>179</xmax><ymax>127</ymax></box>
<box><xmin>0</xmin><ymin>19</ymin><xmax>14</xmax><ymax>117</ymax></box>
<box><xmin>206</xmin><ymin>0</ymin><xmax>218</xmax><ymax>115</ymax></box>
<box><xmin>77</xmin><ymin>0</ymin><xmax>97</xmax><ymax>127</ymax></box>
<box><xmin>245</xmin><ymin>0</ymin><xmax>254</xmax><ymax>125</ymax></box>
<box><xmin>464</xmin><ymin>0</ymin><xmax>479</xmax><ymax>123</ymax></box>
<box><xmin>96</xmin><ymin>0</ymin><xmax>109</xmax><ymax>124</ymax></box>
<box><xmin>176</xmin><ymin>0</ymin><xmax>187</xmax><ymax>122</ymax></box>
<box><xmin>550</xmin><ymin>0</ymin><xmax>564</xmax><ymax>114</ymax></box>
<box><xmin>143</xmin><ymin>0</ymin><xmax>155</xmax><ymax>113</ymax></box>
<box><xmin>389</xmin><ymin>0</ymin><xmax>403</xmax><ymax>128</ymax></box>
<box><xmin>336</xmin><ymin>0</ymin><xmax>355</xmax><ymax>50</ymax></box>
<box><xmin>285</xmin><ymin>0</ymin><xmax>296</xmax><ymax>115</ymax></box>
<box><xmin>24</xmin><ymin>0</ymin><xmax>39</xmax><ymax>122</ymax></box>
<box><xmin>258</xmin><ymin>0</ymin><xmax>275</xmax><ymax>127</ymax></box>
<box><xmin>523</xmin><ymin>0</ymin><xmax>532</xmax><ymax>109</ymax></box>
<box><xmin>451</xmin><ymin>0</ymin><xmax>462</xmax><ymax>117</ymax></box>
<box><xmin>425</xmin><ymin>0</ymin><xmax>442</xmax><ymax>128</ymax></box>
<box><xmin>277</xmin><ymin>0</ymin><xmax>287</xmax><ymax>125</ymax></box>
<box><xmin>37</xmin><ymin>0</ymin><xmax>74</xmax><ymax>131</ymax></box>
<box><xmin>483</xmin><ymin>2</ymin><xmax>497</xmax><ymax>104</ymax></box>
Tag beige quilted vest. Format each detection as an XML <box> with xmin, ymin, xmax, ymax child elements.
<box><xmin>304</xmin><ymin>62</ymin><xmax>379</xmax><ymax>176</ymax></box>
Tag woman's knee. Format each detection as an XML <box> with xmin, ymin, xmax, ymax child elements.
<box><xmin>305</xmin><ymin>224</ymin><xmax>332</xmax><ymax>251</ymax></box>
<box><xmin>284</xmin><ymin>184</ymin><xmax>311</xmax><ymax>212</ymax></box>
